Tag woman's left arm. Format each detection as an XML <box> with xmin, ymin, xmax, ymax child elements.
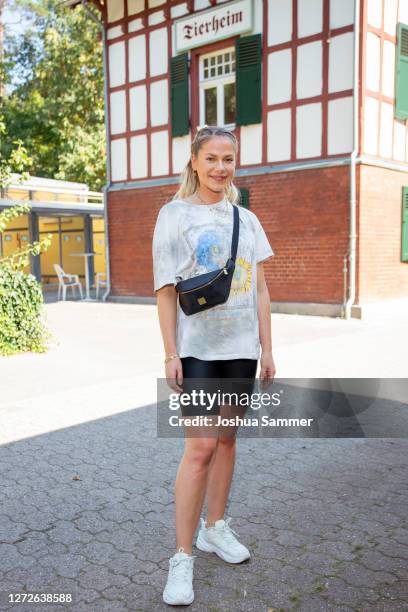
<box><xmin>257</xmin><ymin>262</ymin><xmax>276</xmax><ymax>385</ymax></box>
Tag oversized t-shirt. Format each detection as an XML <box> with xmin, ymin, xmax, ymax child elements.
<box><xmin>152</xmin><ymin>197</ymin><xmax>274</xmax><ymax>360</ymax></box>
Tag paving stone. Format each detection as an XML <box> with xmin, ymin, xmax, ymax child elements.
<box><xmin>323</xmin><ymin>576</ymin><xmax>380</xmax><ymax>606</ymax></box>
<box><xmin>0</xmin><ymin>406</ymin><xmax>407</xmax><ymax>611</ymax></box>
<box><xmin>298</xmin><ymin>596</ymin><xmax>355</xmax><ymax>611</ymax></box>
<box><xmin>37</xmin><ymin>553</ymin><xmax>89</xmax><ymax>579</ymax></box>
<box><xmin>77</xmin><ymin>566</ymin><xmax>131</xmax><ymax>592</ymax></box>
<box><xmin>364</xmin><ymin>598</ymin><xmax>408</xmax><ymax>611</ymax></box>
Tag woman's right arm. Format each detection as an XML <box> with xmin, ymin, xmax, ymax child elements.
<box><xmin>156</xmin><ymin>285</ymin><xmax>183</xmax><ymax>392</ymax></box>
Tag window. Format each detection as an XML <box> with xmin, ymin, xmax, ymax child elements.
<box><xmin>199</xmin><ymin>48</ymin><xmax>236</xmax><ymax>127</ymax></box>
<box><xmin>395</xmin><ymin>23</ymin><xmax>408</xmax><ymax>120</ymax></box>
<box><xmin>402</xmin><ymin>187</ymin><xmax>408</xmax><ymax>262</ymax></box>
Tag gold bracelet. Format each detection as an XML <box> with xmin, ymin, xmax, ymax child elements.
<box><xmin>164</xmin><ymin>354</ymin><xmax>179</xmax><ymax>364</ymax></box>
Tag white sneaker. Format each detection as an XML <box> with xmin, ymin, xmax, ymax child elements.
<box><xmin>196</xmin><ymin>517</ymin><xmax>250</xmax><ymax>563</ymax></box>
<box><xmin>163</xmin><ymin>548</ymin><xmax>195</xmax><ymax>606</ymax></box>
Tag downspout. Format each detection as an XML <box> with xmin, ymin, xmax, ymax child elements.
<box><xmin>81</xmin><ymin>0</ymin><xmax>112</xmax><ymax>302</ymax></box>
<box><xmin>343</xmin><ymin>0</ymin><xmax>360</xmax><ymax>319</ymax></box>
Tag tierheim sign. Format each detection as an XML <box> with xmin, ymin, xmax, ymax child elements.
<box><xmin>174</xmin><ymin>0</ymin><xmax>253</xmax><ymax>53</ymax></box>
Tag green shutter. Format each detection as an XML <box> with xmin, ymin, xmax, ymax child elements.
<box><xmin>236</xmin><ymin>34</ymin><xmax>262</xmax><ymax>126</ymax></box>
<box><xmin>395</xmin><ymin>23</ymin><xmax>408</xmax><ymax>120</ymax></box>
<box><xmin>170</xmin><ymin>54</ymin><xmax>189</xmax><ymax>137</ymax></box>
<box><xmin>239</xmin><ymin>187</ymin><xmax>250</xmax><ymax>209</ymax></box>
<box><xmin>402</xmin><ymin>187</ymin><xmax>408</xmax><ymax>262</ymax></box>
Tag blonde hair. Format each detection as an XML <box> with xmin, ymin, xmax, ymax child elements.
<box><xmin>173</xmin><ymin>126</ymin><xmax>240</xmax><ymax>204</ymax></box>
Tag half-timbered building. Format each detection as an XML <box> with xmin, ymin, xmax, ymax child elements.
<box><xmin>64</xmin><ymin>0</ymin><xmax>408</xmax><ymax>317</ymax></box>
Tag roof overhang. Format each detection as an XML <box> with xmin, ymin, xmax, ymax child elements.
<box><xmin>0</xmin><ymin>199</ymin><xmax>104</xmax><ymax>216</ymax></box>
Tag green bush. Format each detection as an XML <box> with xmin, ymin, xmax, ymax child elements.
<box><xmin>0</xmin><ymin>204</ymin><xmax>53</xmax><ymax>357</ymax></box>
<box><xmin>0</xmin><ymin>118</ymin><xmax>53</xmax><ymax>356</ymax></box>
<box><xmin>0</xmin><ymin>264</ymin><xmax>51</xmax><ymax>356</ymax></box>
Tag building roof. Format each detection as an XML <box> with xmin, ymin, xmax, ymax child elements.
<box><xmin>0</xmin><ymin>175</ymin><xmax>104</xmax><ymax>216</ymax></box>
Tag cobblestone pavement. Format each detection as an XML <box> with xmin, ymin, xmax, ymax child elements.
<box><xmin>0</xmin><ymin>403</ymin><xmax>407</xmax><ymax>612</ymax></box>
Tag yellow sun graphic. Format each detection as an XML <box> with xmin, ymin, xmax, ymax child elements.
<box><xmin>231</xmin><ymin>257</ymin><xmax>252</xmax><ymax>293</ymax></box>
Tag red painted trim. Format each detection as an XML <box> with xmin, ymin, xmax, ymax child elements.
<box><xmin>105</xmin><ymin>16</ymin><xmax>113</xmax><ymax>182</ymax></box>
<box><xmin>146</xmin><ymin>29</ymin><xmax>152</xmax><ymax>179</ymax></box>
<box><xmin>167</xmin><ymin>18</ymin><xmax>172</xmax><ymax>175</ymax></box>
<box><xmin>366</xmin><ymin>24</ymin><xmax>397</xmax><ymax>43</ymax></box>
<box><xmin>291</xmin><ymin>0</ymin><xmax>298</xmax><ymax>161</ymax></box>
<box><xmin>359</xmin><ymin>2</ymin><xmax>367</xmax><ymax>158</ymax></box>
<box><xmin>359</xmin><ymin>0</ymin><xmax>366</xmax><ymax>157</ymax></box>
<box><xmin>190</xmin><ymin>35</ymin><xmax>239</xmax><ymax>59</ymax></box>
<box><xmin>385</xmin><ymin>0</ymin><xmax>395</xmax><ymax>159</ymax></box>
<box><xmin>106</xmin><ymin>18</ymin><xmax>169</xmax><ymax>46</ymax></box>
<box><xmin>124</xmin><ymin>0</ymin><xmax>131</xmax><ymax>182</ymax></box>
<box><xmin>266</xmin><ymin>90</ymin><xmax>354</xmax><ymax>112</ymax></box>
<box><xmin>266</xmin><ymin>24</ymin><xmax>354</xmax><ymax>54</ymax></box>
<box><xmin>364</xmin><ymin>91</ymin><xmax>394</xmax><ymax>105</ymax></box>
<box><xmin>262</xmin><ymin>0</ymin><xmax>268</xmax><ymax>164</ymax></box>
<box><xmin>377</xmin><ymin>1</ymin><xmax>384</xmax><ymax>157</ymax></box>
<box><xmin>141</xmin><ymin>0</ymin><xmax>147</xmax><ymax>30</ymax></box>
<box><xmin>110</xmin><ymin>73</ymin><xmax>166</xmax><ymax>94</ymax></box>
<box><xmin>321</xmin><ymin>0</ymin><xmax>329</xmax><ymax>157</ymax></box>
<box><xmin>111</xmin><ymin>124</ymin><xmax>170</xmax><ymax>141</ymax></box>
<box><xmin>105</xmin><ymin>0</ymin><xmax>171</xmax><ymax>28</ymax></box>
<box><xmin>105</xmin><ymin>0</ymin><xmax>214</xmax><ymax>29</ymax></box>
<box><xmin>99</xmin><ymin>0</ymin><xmax>107</xmax><ymax>21</ymax></box>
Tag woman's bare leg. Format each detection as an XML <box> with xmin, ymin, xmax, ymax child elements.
<box><xmin>175</xmin><ymin>431</ymin><xmax>218</xmax><ymax>553</ymax></box>
<box><xmin>205</xmin><ymin>405</ymin><xmax>239</xmax><ymax>526</ymax></box>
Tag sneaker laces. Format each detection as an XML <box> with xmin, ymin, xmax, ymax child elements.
<box><xmin>216</xmin><ymin>518</ymin><xmax>240</xmax><ymax>544</ymax></box>
<box><xmin>169</xmin><ymin>551</ymin><xmax>196</xmax><ymax>582</ymax></box>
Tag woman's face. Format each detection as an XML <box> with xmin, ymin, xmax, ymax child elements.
<box><xmin>191</xmin><ymin>136</ymin><xmax>236</xmax><ymax>195</ymax></box>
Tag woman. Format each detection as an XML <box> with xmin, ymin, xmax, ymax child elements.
<box><xmin>152</xmin><ymin>126</ymin><xmax>276</xmax><ymax>606</ymax></box>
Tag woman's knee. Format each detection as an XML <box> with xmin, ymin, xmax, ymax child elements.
<box><xmin>217</xmin><ymin>434</ymin><xmax>237</xmax><ymax>449</ymax></box>
<box><xmin>185</xmin><ymin>438</ymin><xmax>218</xmax><ymax>469</ymax></box>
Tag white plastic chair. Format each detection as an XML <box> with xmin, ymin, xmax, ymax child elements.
<box><xmin>54</xmin><ymin>264</ymin><xmax>84</xmax><ymax>301</ymax></box>
<box><xmin>95</xmin><ymin>271</ymin><xmax>107</xmax><ymax>299</ymax></box>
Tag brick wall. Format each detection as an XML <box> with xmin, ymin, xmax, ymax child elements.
<box><xmin>359</xmin><ymin>164</ymin><xmax>408</xmax><ymax>302</ymax></box>
<box><xmin>107</xmin><ymin>165</ymin><xmax>352</xmax><ymax>303</ymax></box>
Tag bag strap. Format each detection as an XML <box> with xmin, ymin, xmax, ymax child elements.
<box><xmin>230</xmin><ymin>203</ymin><xmax>240</xmax><ymax>262</ymax></box>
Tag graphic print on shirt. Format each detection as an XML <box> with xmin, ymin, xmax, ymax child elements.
<box><xmin>195</xmin><ymin>230</ymin><xmax>224</xmax><ymax>271</ymax></box>
<box><xmin>182</xmin><ymin>220</ymin><xmax>254</xmax><ymax>310</ymax></box>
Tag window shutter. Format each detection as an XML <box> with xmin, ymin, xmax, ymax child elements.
<box><xmin>236</xmin><ymin>34</ymin><xmax>262</xmax><ymax>126</ymax></box>
<box><xmin>170</xmin><ymin>54</ymin><xmax>189</xmax><ymax>137</ymax></box>
<box><xmin>395</xmin><ymin>23</ymin><xmax>408</xmax><ymax>120</ymax></box>
<box><xmin>402</xmin><ymin>187</ymin><xmax>408</xmax><ymax>262</ymax></box>
<box><xmin>239</xmin><ymin>187</ymin><xmax>250</xmax><ymax>209</ymax></box>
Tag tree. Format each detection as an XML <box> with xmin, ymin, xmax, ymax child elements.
<box><xmin>1</xmin><ymin>0</ymin><xmax>105</xmax><ymax>191</ymax></box>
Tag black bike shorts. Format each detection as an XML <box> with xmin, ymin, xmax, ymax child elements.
<box><xmin>180</xmin><ymin>356</ymin><xmax>258</xmax><ymax>417</ymax></box>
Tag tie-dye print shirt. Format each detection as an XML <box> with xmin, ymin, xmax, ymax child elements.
<box><xmin>152</xmin><ymin>198</ymin><xmax>274</xmax><ymax>360</ymax></box>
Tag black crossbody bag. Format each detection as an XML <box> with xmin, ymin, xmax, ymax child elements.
<box><xmin>175</xmin><ymin>203</ymin><xmax>240</xmax><ymax>316</ymax></box>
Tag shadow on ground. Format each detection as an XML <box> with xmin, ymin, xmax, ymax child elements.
<box><xmin>0</xmin><ymin>404</ymin><xmax>407</xmax><ymax>611</ymax></box>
